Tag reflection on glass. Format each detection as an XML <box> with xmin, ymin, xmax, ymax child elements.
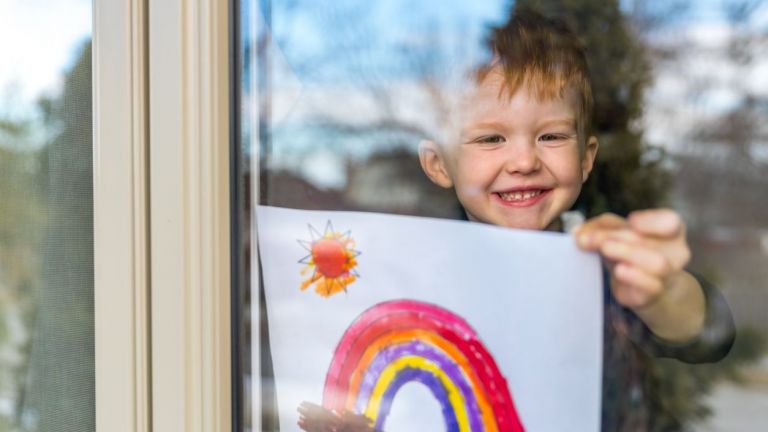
<box><xmin>260</xmin><ymin>0</ymin><xmax>508</xmax><ymax>219</ymax></box>
<box><xmin>239</xmin><ymin>0</ymin><xmax>768</xmax><ymax>430</ymax></box>
<box><xmin>0</xmin><ymin>1</ymin><xmax>93</xmax><ymax>430</ymax></box>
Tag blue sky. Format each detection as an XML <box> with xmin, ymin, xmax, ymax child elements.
<box><xmin>0</xmin><ymin>0</ymin><xmax>91</xmax><ymax>115</ymax></box>
<box><xmin>3</xmin><ymin>0</ymin><xmax>762</xmax><ymax>105</ymax></box>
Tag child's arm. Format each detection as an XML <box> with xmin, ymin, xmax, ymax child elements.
<box><xmin>574</xmin><ymin>209</ymin><xmax>706</xmax><ymax>343</ymax></box>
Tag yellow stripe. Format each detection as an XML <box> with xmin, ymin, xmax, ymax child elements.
<box><xmin>346</xmin><ymin>329</ymin><xmax>497</xmax><ymax>432</ymax></box>
<box><xmin>364</xmin><ymin>356</ymin><xmax>471</xmax><ymax>432</ymax></box>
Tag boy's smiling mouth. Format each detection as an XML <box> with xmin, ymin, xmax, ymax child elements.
<box><xmin>493</xmin><ymin>188</ymin><xmax>551</xmax><ymax>207</ymax></box>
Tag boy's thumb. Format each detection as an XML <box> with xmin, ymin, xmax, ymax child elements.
<box><xmin>628</xmin><ymin>209</ymin><xmax>683</xmax><ymax>237</ymax></box>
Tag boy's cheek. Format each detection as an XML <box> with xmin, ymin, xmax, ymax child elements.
<box><xmin>455</xmin><ymin>184</ymin><xmax>487</xmax><ymax>202</ymax></box>
<box><xmin>455</xmin><ymin>151</ymin><xmax>500</xmax><ymax>174</ymax></box>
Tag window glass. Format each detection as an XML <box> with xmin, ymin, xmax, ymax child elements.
<box><xmin>0</xmin><ymin>1</ymin><xmax>93</xmax><ymax>431</ymax></box>
<box><xmin>236</xmin><ymin>1</ymin><xmax>768</xmax><ymax>430</ymax></box>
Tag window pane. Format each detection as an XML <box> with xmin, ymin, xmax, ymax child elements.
<box><xmin>236</xmin><ymin>1</ymin><xmax>768</xmax><ymax>430</ymax></box>
<box><xmin>0</xmin><ymin>1</ymin><xmax>93</xmax><ymax>430</ymax></box>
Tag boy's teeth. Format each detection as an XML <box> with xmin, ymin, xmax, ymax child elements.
<box><xmin>499</xmin><ymin>190</ymin><xmax>542</xmax><ymax>201</ymax></box>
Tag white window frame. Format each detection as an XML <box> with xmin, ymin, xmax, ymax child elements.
<box><xmin>94</xmin><ymin>0</ymin><xmax>233</xmax><ymax>430</ymax></box>
<box><xmin>93</xmin><ymin>0</ymin><xmax>151</xmax><ymax>430</ymax></box>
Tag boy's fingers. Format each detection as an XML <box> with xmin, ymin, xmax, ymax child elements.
<box><xmin>577</xmin><ymin>213</ymin><xmax>628</xmax><ymax>232</ymax></box>
<box><xmin>628</xmin><ymin>209</ymin><xmax>684</xmax><ymax>238</ymax></box>
<box><xmin>600</xmin><ymin>240</ymin><xmax>674</xmax><ymax>277</ymax></box>
<box><xmin>575</xmin><ymin>213</ymin><xmax>628</xmax><ymax>249</ymax></box>
<box><xmin>577</xmin><ymin>227</ymin><xmax>642</xmax><ymax>251</ymax></box>
<box><xmin>298</xmin><ymin>402</ymin><xmax>338</xmax><ymax>427</ymax></box>
<box><xmin>611</xmin><ymin>264</ymin><xmax>664</xmax><ymax>308</ymax></box>
<box><xmin>602</xmin><ymin>229</ymin><xmax>643</xmax><ymax>244</ymax></box>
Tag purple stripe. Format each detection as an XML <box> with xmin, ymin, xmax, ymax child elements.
<box><xmin>355</xmin><ymin>340</ymin><xmax>484</xmax><ymax>431</ymax></box>
<box><xmin>375</xmin><ymin>367</ymin><xmax>459</xmax><ymax>432</ymax></box>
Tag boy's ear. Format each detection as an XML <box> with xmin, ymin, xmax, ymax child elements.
<box><xmin>581</xmin><ymin>136</ymin><xmax>599</xmax><ymax>183</ymax></box>
<box><xmin>418</xmin><ymin>140</ymin><xmax>454</xmax><ymax>188</ymax></box>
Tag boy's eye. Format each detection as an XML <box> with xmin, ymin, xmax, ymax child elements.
<box><xmin>539</xmin><ymin>133</ymin><xmax>566</xmax><ymax>141</ymax></box>
<box><xmin>476</xmin><ymin>135</ymin><xmax>505</xmax><ymax>144</ymax></box>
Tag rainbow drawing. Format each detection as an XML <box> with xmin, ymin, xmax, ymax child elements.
<box><xmin>323</xmin><ymin>300</ymin><xmax>525</xmax><ymax>432</ymax></box>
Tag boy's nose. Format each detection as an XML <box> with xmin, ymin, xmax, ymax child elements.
<box><xmin>503</xmin><ymin>139</ymin><xmax>541</xmax><ymax>174</ymax></box>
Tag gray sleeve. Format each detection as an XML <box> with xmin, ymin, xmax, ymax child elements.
<box><xmin>640</xmin><ymin>273</ymin><xmax>735</xmax><ymax>363</ymax></box>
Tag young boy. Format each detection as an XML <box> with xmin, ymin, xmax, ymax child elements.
<box><xmin>298</xmin><ymin>9</ymin><xmax>734</xmax><ymax>432</ymax></box>
<box><xmin>416</xmin><ymin>9</ymin><xmax>734</xmax><ymax>430</ymax></box>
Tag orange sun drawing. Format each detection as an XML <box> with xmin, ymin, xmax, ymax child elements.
<box><xmin>298</xmin><ymin>221</ymin><xmax>360</xmax><ymax>298</ymax></box>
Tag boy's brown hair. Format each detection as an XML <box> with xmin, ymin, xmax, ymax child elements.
<box><xmin>478</xmin><ymin>9</ymin><xmax>594</xmax><ymax>146</ymax></box>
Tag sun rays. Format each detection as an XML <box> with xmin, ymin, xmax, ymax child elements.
<box><xmin>298</xmin><ymin>221</ymin><xmax>361</xmax><ymax>298</ymax></box>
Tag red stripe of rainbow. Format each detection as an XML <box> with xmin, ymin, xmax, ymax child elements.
<box><xmin>323</xmin><ymin>300</ymin><xmax>525</xmax><ymax>431</ymax></box>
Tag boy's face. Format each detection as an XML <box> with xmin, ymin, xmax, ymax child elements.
<box><xmin>420</xmin><ymin>71</ymin><xmax>598</xmax><ymax>231</ymax></box>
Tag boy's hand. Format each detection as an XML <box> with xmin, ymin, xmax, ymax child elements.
<box><xmin>575</xmin><ymin>209</ymin><xmax>688</xmax><ymax>308</ymax></box>
<box><xmin>298</xmin><ymin>401</ymin><xmax>377</xmax><ymax>432</ymax></box>
<box><xmin>574</xmin><ymin>209</ymin><xmax>706</xmax><ymax>342</ymax></box>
